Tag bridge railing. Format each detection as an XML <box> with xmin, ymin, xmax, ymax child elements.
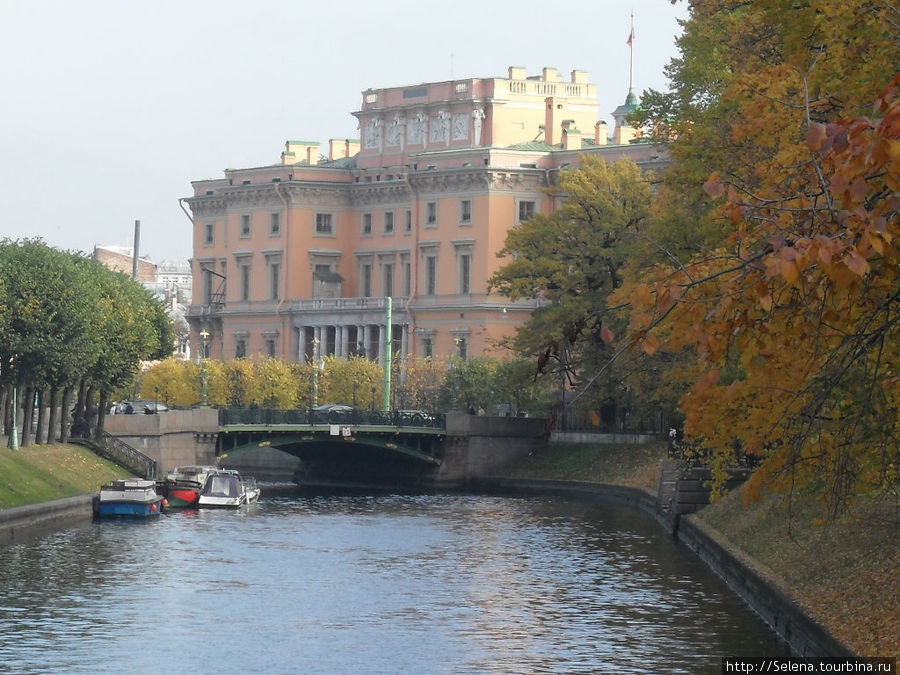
<box><xmin>218</xmin><ymin>407</ymin><xmax>446</xmax><ymax>430</ymax></box>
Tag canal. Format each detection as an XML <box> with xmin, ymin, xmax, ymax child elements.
<box><xmin>0</xmin><ymin>487</ymin><xmax>786</xmax><ymax>673</ymax></box>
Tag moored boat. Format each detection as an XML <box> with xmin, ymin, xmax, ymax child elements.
<box><xmin>161</xmin><ymin>465</ymin><xmax>218</xmax><ymax>508</ymax></box>
<box><xmin>95</xmin><ymin>478</ymin><xmax>165</xmax><ymax>518</ymax></box>
<box><xmin>198</xmin><ymin>469</ymin><xmax>260</xmax><ymax>508</ymax></box>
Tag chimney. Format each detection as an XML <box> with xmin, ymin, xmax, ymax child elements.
<box><xmin>561</xmin><ymin>121</ymin><xmax>581</xmax><ymax>151</ymax></box>
<box><xmin>545</xmin><ymin>98</ymin><xmax>559</xmax><ymax>145</ymax></box>
<box><xmin>594</xmin><ymin>121</ymin><xmax>608</xmax><ymax>146</ymax></box>
<box><xmin>508</xmin><ymin>65</ymin><xmax>526</xmax><ymax>81</ymax></box>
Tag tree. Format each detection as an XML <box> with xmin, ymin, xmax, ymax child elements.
<box><xmin>618</xmin><ymin>74</ymin><xmax>899</xmax><ymax>512</ymax></box>
<box><xmin>488</xmin><ymin>155</ymin><xmax>654</xmax><ymax>418</ymax></box>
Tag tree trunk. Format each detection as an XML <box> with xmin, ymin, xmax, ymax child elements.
<box><xmin>97</xmin><ymin>389</ymin><xmax>109</xmax><ymax>435</ymax></box>
<box><xmin>60</xmin><ymin>385</ymin><xmax>74</xmax><ymax>444</ymax></box>
<box><xmin>21</xmin><ymin>384</ymin><xmax>34</xmax><ymax>447</ymax></box>
<box><xmin>46</xmin><ymin>387</ymin><xmax>59</xmax><ymax>444</ymax></box>
<box><xmin>0</xmin><ymin>387</ymin><xmax>7</xmax><ymax>435</ymax></box>
<box><xmin>34</xmin><ymin>389</ymin><xmax>45</xmax><ymax>444</ymax></box>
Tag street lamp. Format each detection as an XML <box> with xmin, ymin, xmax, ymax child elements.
<box><xmin>199</xmin><ymin>329</ymin><xmax>210</xmax><ymax>407</ymax></box>
<box><xmin>311</xmin><ymin>337</ymin><xmax>320</xmax><ymax>407</ymax></box>
<box><xmin>7</xmin><ymin>356</ymin><xmax>18</xmax><ymax>451</ymax></box>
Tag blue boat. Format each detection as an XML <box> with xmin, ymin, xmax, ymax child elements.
<box><xmin>95</xmin><ymin>478</ymin><xmax>165</xmax><ymax>518</ymax></box>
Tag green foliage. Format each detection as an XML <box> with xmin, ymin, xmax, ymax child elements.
<box><xmin>318</xmin><ymin>356</ymin><xmax>383</xmax><ymax>409</ymax></box>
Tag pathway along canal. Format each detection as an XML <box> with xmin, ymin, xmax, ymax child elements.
<box><xmin>0</xmin><ymin>487</ymin><xmax>786</xmax><ymax>673</ymax></box>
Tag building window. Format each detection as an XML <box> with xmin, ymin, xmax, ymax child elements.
<box><xmin>265</xmin><ymin>338</ymin><xmax>277</xmax><ymax>358</ymax></box>
<box><xmin>240</xmin><ymin>214</ymin><xmax>251</xmax><ymax>237</ymax></box>
<box><xmin>403</xmin><ymin>261</ymin><xmax>411</xmax><ymax>296</ymax></box>
<box><xmin>383</xmin><ymin>262</ymin><xmax>394</xmax><ymax>297</ymax></box>
<box><xmin>518</xmin><ymin>200</ymin><xmax>536</xmax><ymax>222</ymax></box>
<box><xmin>425</xmin><ymin>255</ymin><xmax>437</xmax><ymax>295</ymax></box>
<box><xmin>269</xmin><ymin>262</ymin><xmax>280</xmax><ymax>300</ymax></box>
<box><xmin>405</xmin><ymin>210</ymin><xmax>412</xmax><ymax>233</ymax></box>
<box><xmin>460</xmin><ymin>200</ymin><xmax>471</xmax><ymax>223</ymax></box>
<box><xmin>456</xmin><ymin>337</ymin><xmax>468</xmax><ymax>360</ymax></box>
<box><xmin>422</xmin><ymin>336</ymin><xmax>433</xmax><ymax>358</ymax></box>
<box><xmin>270</xmin><ymin>212</ymin><xmax>280</xmax><ymax>235</ymax></box>
<box><xmin>384</xmin><ymin>211</ymin><xmax>394</xmax><ymax>234</ymax></box>
<box><xmin>235</xmin><ymin>339</ymin><xmax>247</xmax><ymax>358</ymax></box>
<box><xmin>204</xmin><ymin>223</ymin><xmax>214</xmax><ymax>245</ymax></box>
<box><xmin>426</xmin><ymin>202</ymin><xmax>437</xmax><ymax>226</ymax></box>
<box><xmin>316</xmin><ymin>213</ymin><xmax>333</xmax><ymax>235</ymax></box>
<box><xmin>362</xmin><ymin>213</ymin><xmax>373</xmax><ymax>235</ymax></box>
<box><xmin>459</xmin><ymin>253</ymin><xmax>471</xmax><ymax>294</ymax></box>
<box><xmin>361</xmin><ymin>263</ymin><xmax>372</xmax><ymax>297</ymax></box>
<box><xmin>240</xmin><ymin>263</ymin><xmax>250</xmax><ymax>301</ymax></box>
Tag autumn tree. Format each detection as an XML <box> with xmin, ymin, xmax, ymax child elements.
<box><xmin>488</xmin><ymin>156</ymin><xmax>653</xmax><ymax>417</ymax></box>
<box><xmin>615</xmin><ymin>0</ymin><xmax>899</xmax><ymax>512</ymax></box>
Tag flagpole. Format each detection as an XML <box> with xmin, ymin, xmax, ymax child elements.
<box><xmin>628</xmin><ymin>9</ymin><xmax>635</xmax><ymax>95</ymax></box>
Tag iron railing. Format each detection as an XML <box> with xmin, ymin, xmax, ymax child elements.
<box><xmin>71</xmin><ymin>430</ymin><xmax>158</xmax><ymax>479</ymax></box>
<box><xmin>218</xmin><ymin>407</ymin><xmax>445</xmax><ymax>430</ymax></box>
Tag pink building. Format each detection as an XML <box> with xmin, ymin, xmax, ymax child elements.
<box><xmin>184</xmin><ymin>66</ymin><xmax>661</xmax><ymax>364</ymax></box>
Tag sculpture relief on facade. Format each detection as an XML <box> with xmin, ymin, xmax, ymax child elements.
<box><xmin>472</xmin><ymin>108</ymin><xmax>485</xmax><ymax>146</ymax></box>
<box><xmin>364</xmin><ymin>118</ymin><xmax>384</xmax><ymax>152</ymax></box>
<box><xmin>408</xmin><ymin>112</ymin><xmax>426</xmax><ymax>147</ymax></box>
<box><xmin>451</xmin><ymin>113</ymin><xmax>469</xmax><ymax>141</ymax></box>
<box><xmin>386</xmin><ymin>115</ymin><xmax>406</xmax><ymax>151</ymax></box>
<box><xmin>432</xmin><ymin>110</ymin><xmax>451</xmax><ymax>145</ymax></box>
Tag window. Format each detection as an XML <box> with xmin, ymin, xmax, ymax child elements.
<box><xmin>240</xmin><ymin>263</ymin><xmax>251</xmax><ymax>301</ymax></box>
<box><xmin>270</xmin><ymin>263</ymin><xmax>280</xmax><ymax>300</ymax></box>
<box><xmin>383</xmin><ymin>262</ymin><xmax>394</xmax><ymax>297</ymax></box>
<box><xmin>456</xmin><ymin>337</ymin><xmax>468</xmax><ymax>360</ymax></box>
<box><xmin>404</xmin><ymin>210</ymin><xmax>412</xmax><ymax>233</ymax></box>
<box><xmin>361</xmin><ymin>263</ymin><xmax>372</xmax><ymax>297</ymax></box>
<box><xmin>403</xmin><ymin>261</ymin><xmax>411</xmax><ymax>296</ymax></box>
<box><xmin>459</xmin><ymin>253</ymin><xmax>471</xmax><ymax>294</ymax></box>
<box><xmin>240</xmin><ymin>214</ymin><xmax>251</xmax><ymax>237</ymax></box>
<box><xmin>316</xmin><ymin>213</ymin><xmax>333</xmax><ymax>235</ymax></box>
<box><xmin>460</xmin><ymin>200</ymin><xmax>471</xmax><ymax>223</ymax></box>
<box><xmin>235</xmin><ymin>339</ymin><xmax>247</xmax><ymax>358</ymax></box>
<box><xmin>518</xmin><ymin>200</ymin><xmax>536</xmax><ymax>222</ymax></box>
<box><xmin>362</xmin><ymin>213</ymin><xmax>373</xmax><ymax>235</ymax></box>
<box><xmin>425</xmin><ymin>256</ymin><xmax>437</xmax><ymax>295</ymax></box>
<box><xmin>204</xmin><ymin>223</ymin><xmax>214</xmax><ymax>245</ymax></box>
<box><xmin>270</xmin><ymin>212</ymin><xmax>280</xmax><ymax>235</ymax></box>
<box><xmin>422</xmin><ymin>336</ymin><xmax>433</xmax><ymax>358</ymax></box>
<box><xmin>265</xmin><ymin>339</ymin><xmax>277</xmax><ymax>358</ymax></box>
<box><xmin>426</xmin><ymin>202</ymin><xmax>437</xmax><ymax>225</ymax></box>
<box><xmin>384</xmin><ymin>211</ymin><xmax>394</xmax><ymax>234</ymax></box>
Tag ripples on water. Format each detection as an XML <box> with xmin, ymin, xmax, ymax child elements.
<box><xmin>0</xmin><ymin>489</ymin><xmax>785</xmax><ymax>674</ymax></box>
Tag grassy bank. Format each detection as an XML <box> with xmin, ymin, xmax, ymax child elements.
<box><xmin>0</xmin><ymin>443</ymin><xmax>127</xmax><ymax>509</ymax></box>
<box><xmin>500</xmin><ymin>440</ymin><xmax>668</xmax><ymax>492</ymax></box>
<box><xmin>696</xmin><ymin>484</ymin><xmax>898</xmax><ymax>657</ymax></box>
<box><xmin>500</xmin><ymin>441</ymin><xmax>898</xmax><ymax>658</ymax></box>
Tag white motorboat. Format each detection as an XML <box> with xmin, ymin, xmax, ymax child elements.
<box><xmin>198</xmin><ymin>470</ymin><xmax>260</xmax><ymax>508</ymax></box>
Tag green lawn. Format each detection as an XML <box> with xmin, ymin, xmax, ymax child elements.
<box><xmin>0</xmin><ymin>443</ymin><xmax>127</xmax><ymax>509</ymax></box>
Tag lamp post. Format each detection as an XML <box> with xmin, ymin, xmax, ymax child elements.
<box><xmin>8</xmin><ymin>356</ymin><xmax>18</xmax><ymax>451</ymax></box>
<box><xmin>311</xmin><ymin>337</ymin><xmax>320</xmax><ymax>407</ymax></box>
<box><xmin>199</xmin><ymin>329</ymin><xmax>210</xmax><ymax>407</ymax></box>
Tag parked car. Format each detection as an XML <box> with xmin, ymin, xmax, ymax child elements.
<box><xmin>397</xmin><ymin>409</ymin><xmax>434</xmax><ymax>425</ymax></box>
<box><xmin>116</xmin><ymin>400</ymin><xmax>169</xmax><ymax>414</ymax></box>
<box><xmin>311</xmin><ymin>403</ymin><xmax>357</xmax><ymax>422</ymax></box>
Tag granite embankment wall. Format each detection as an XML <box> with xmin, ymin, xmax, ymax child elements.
<box><xmin>0</xmin><ymin>495</ymin><xmax>94</xmax><ymax>547</ymax></box>
<box><xmin>471</xmin><ymin>477</ymin><xmax>856</xmax><ymax>659</ymax></box>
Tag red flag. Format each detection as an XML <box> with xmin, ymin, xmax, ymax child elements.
<box><xmin>626</xmin><ymin>28</ymin><xmax>634</xmax><ymax>47</ymax></box>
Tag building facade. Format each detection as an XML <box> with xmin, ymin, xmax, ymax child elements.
<box><xmin>184</xmin><ymin>66</ymin><xmax>662</xmax><ymax>365</ymax></box>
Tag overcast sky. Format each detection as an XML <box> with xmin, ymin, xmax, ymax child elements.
<box><xmin>0</xmin><ymin>0</ymin><xmax>688</xmax><ymax>262</ymax></box>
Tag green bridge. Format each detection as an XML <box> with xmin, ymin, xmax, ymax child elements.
<box><xmin>216</xmin><ymin>408</ymin><xmax>448</xmax><ymax>482</ymax></box>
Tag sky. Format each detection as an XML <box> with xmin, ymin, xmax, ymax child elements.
<box><xmin>0</xmin><ymin>0</ymin><xmax>688</xmax><ymax>262</ymax></box>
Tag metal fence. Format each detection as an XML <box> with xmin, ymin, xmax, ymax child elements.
<box><xmin>71</xmin><ymin>431</ymin><xmax>158</xmax><ymax>479</ymax></box>
<box><xmin>218</xmin><ymin>407</ymin><xmax>446</xmax><ymax>430</ymax></box>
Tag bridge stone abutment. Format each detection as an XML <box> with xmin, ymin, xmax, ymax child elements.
<box><xmin>434</xmin><ymin>413</ymin><xmax>548</xmax><ymax>488</ymax></box>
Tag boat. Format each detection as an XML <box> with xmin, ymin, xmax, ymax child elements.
<box><xmin>95</xmin><ymin>478</ymin><xmax>166</xmax><ymax>518</ymax></box>
<box><xmin>197</xmin><ymin>469</ymin><xmax>260</xmax><ymax>508</ymax></box>
<box><xmin>160</xmin><ymin>465</ymin><xmax>218</xmax><ymax>508</ymax></box>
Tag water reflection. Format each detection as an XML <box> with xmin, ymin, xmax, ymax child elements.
<box><xmin>0</xmin><ymin>488</ymin><xmax>785</xmax><ymax>673</ymax></box>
